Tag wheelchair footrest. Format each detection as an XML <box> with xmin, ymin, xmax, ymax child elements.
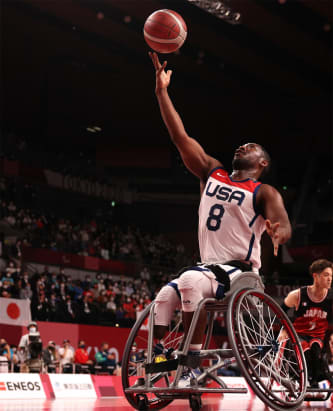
<box><xmin>145</xmin><ymin>358</ymin><xmax>179</xmax><ymax>374</ymax></box>
<box><xmin>125</xmin><ymin>386</ymin><xmax>248</xmax><ymax>394</ymax></box>
<box><xmin>303</xmin><ymin>388</ymin><xmax>333</xmax><ymax>401</ymax></box>
<box><xmin>200</xmin><ymin>348</ymin><xmax>234</xmax><ymax>359</ymax></box>
<box><xmin>306</xmin><ymin>388</ymin><xmax>333</xmax><ymax>392</ymax></box>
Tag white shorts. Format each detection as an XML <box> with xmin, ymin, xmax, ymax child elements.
<box><xmin>154</xmin><ymin>264</ymin><xmax>253</xmax><ymax>324</ymax></box>
<box><xmin>154</xmin><ymin>279</ymin><xmax>182</xmax><ymax>326</ymax></box>
<box><xmin>177</xmin><ymin>268</ymin><xmax>218</xmax><ymax>312</ymax></box>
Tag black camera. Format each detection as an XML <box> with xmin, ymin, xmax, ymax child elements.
<box><xmin>28</xmin><ymin>332</ymin><xmax>42</xmax><ymax>359</ymax></box>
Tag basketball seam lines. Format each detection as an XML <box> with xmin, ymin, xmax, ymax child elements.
<box><xmin>144</xmin><ymin>10</ymin><xmax>187</xmax><ymax>44</ymax></box>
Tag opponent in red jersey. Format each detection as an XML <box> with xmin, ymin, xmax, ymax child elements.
<box><xmin>283</xmin><ymin>259</ymin><xmax>333</xmax><ymax>387</ymax></box>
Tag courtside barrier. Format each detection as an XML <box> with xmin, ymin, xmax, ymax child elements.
<box><xmin>48</xmin><ymin>374</ymin><xmax>97</xmax><ymax>398</ymax></box>
<box><xmin>0</xmin><ymin>374</ymin><xmax>331</xmax><ymax>406</ymax></box>
<box><xmin>0</xmin><ymin>373</ymin><xmax>46</xmax><ymax>399</ymax></box>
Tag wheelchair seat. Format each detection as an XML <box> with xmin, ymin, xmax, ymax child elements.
<box><xmin>224</xmin><ymin>271</ymin><xmax>265</xmax><ymax>299</ymax></box>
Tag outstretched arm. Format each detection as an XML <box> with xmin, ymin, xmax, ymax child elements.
<box><xmin>257</xmin><ymin>184</ymin><xmax>292</xmax><ymax>256</ymax></box>
<box><xmin>284</xmin><ymin>289</ymin><xmax>299</xmax><ymax>309</ymax></box>
<box><xmin>149</xmin><ymin>52</ymin><xmax>221</xmax><ymax>182</ymax></box>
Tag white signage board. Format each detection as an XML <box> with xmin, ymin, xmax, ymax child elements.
<box><xmin>48</xmin><ymin>374</ymin><xmax>97</xmax><ymax>398</ymax></box>
<box><xmin>0</xmin><ymin>373</ymin><xmax>45</xmax><ymax>399</ymax></box>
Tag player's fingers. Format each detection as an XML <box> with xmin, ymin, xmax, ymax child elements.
<box><xmin>151</xmin><ymin>52</ymin><xmax>161</xmax><ymax>69</ymax></box>
<box><xmin>166</xmin><ymin>70</ymin><xmax>172</xmax><ymax>79</ymax></box>
<box><xmin>273</xmin><ymin>242</ymin><xmax>279</xmax><ymax>256</ymax></box>
<box><xmin>272</xmin><ymin>234</ymin><xmax>280</xmax><ymax>256</ymax></box>
<box><xmin>157</xmin><ymin>62</ymin><xmax>168</xmax><ymax>77</ymax></box>
<box><xmin>155</xmin><ymin>52</ymin><xmax>162</xmax><ymax>65</ymax></box>
<box><xmin>149</xmin><ymin>53</ymin><xmax>158</xmax><ymax>70</ymax></box>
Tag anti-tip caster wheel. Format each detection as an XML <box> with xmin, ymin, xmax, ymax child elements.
<box><xmin>189</xmin><ymin>394</ymin><xmax>202</xmax><ymax>410</ymax></box>
<box><xmin>136</xmin><ymin>393</ymin><xmax>149</xmax><ymax>410</ymax></box>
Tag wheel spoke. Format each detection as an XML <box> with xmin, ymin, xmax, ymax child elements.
<box><xmin>228</xmin><ymin>289</ymin><xmax>307</xmax><ymax>409</ymax></box>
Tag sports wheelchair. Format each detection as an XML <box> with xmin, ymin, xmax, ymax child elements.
<box><xmin>122</xmin><ymin>272</ymin><xmax>310</xmax><ymax>410</ymax></box>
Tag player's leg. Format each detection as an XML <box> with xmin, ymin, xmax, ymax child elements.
<box><xmin>308</xmin><ymin>339</ymin><xmax>324</xmax><ymax>387</ymax></box>
<box><xmin>178</xmin><ymin>269</ymin><xmax>218</xmax><ymax>349</ymax></box>
<box><xmin>153</xmin><ymin>280</ymin><xmax>181</xmax><ymax>340</ymax></box>
<box><xmin>299</xmin><ymin>338</ymin><xmax>313</xmax><ymax>385</ymax></box>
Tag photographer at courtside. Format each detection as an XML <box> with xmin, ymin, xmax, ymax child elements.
<box><xmin>18</xmin><ymin>321</ymin><xmax>43</xmax><ymax>372</ymax></box>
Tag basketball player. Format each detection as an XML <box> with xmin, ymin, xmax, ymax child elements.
<box><xmin>282</xmin><ymin>259</ymin><xmax>333</xmax><ymax>388</ymax></box>
<box><xmin>149</xmin><ymin>52</ymin><xmax>292</xmax><ymax>380</ymax></box>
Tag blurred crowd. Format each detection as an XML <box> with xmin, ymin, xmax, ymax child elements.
<box><xmin>0</xmin><ymin>322</ymin><xmax>119</xmax><ymax>375</ymax></box>
<box><xmin>0</xmin><ymin>258</ymin><xmax>173</xmax><ymax>327</ymax></box>
<box><xmin>0</xmin><ymin>177</ymin><xmax>192</xmax><ymax>268</ymax></box>
<box><xmin>0</xmin><ymin>173</ymin><xmax>195</xmax><ymax>328</ymax></box>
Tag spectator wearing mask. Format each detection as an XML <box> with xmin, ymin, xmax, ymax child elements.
<box><xmin>58</xmin><ymin>339</ymin><xmax>74</xmax><ymax>373</ymax></box>
<box><xmin>95</xmin><ymin>342</ymin><xmax>116</xmax><ymax>375</ymax></box>
<box><xmin>0</xmin><ymin>345</ymin><xmax>8</xmax><ymax>373</ymax></box>
<box><xmin>75</xmin><ymin>340</ymin><xmax>93</xmax><ymax>373</ymax></box>
<box><xmin>60</xmin><ymin>294</ymin><xmax>77</xmax><ymax>323</ymax></box>
<box><xmin>42</xmin><ymin>341</ymin><xmax>58</xmax><ymax>373</ymax></box>
<box><xmin>0</xmin><ymin>339</ymin><xmax>17</xmax><ymax>372</ymax></box>
<box><xmin>0</xmin><ymin>338</ymin><xmax>17</xmax><ymax>363</ymax></box>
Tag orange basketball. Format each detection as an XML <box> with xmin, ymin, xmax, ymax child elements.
<box><xmin>143</xmin><ymin>9</ymin><xmax>187</xmax><ymax>54</ymax></box>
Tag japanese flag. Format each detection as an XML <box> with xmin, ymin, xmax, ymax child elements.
<box><xmin>0</xmin><ymin>297</ymin><xmax>31</xmax><ymax>326</ymax></box>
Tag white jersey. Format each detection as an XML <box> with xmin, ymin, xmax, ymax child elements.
<box><xmin>198</xmin><ymin>167</ymin><xmax>266</xmax><ymax>271</ymax></box>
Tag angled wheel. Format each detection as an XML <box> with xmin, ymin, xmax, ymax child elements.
<box><xmin>122</xmin><ymin>302</ymin><xmax>184</xmax><ymax>410</ymax></box>
<box><xmin>227</xmin><ymin>288</ymin><xmax>307</xmax><ymax>410</ymax></box>
<box><xmin>189</xmin><ymin>394</ymin><xmax>202</xmax><ymax>410</ymax></box>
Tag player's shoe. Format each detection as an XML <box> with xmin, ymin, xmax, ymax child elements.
<box><xmin>178</xmin><ymin>367</ymin><xmax>202</xmax><ymax>388</ymax></box>
<box><xmin>153</xmin><ymin>342</ymin><xmax>175</xmax><ymax>361</ymax></box>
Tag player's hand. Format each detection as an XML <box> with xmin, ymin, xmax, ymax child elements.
<box><xmin>266</xmin><ymin>219</ymin><xmax>282</xmax><ymax>256</ymax></box>
<box><xmin>277</xmin><ymin>328</ymin><xmax>289</xmax><ymax>343</ymax></box>
<box><xmin>149</xmin><ymin>51</ymin><xmax>172</xmax><ymax>92</ymax></box>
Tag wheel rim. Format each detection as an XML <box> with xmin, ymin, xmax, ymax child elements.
<box><xmin>228</xmin><ymin>289</ymin><xmax>307</xmax><ymax>409</ymax></box>
<box><xmin>122</xmin><ymin>303</ymin><xmax>184</xmax><ymax>409</ymax></box>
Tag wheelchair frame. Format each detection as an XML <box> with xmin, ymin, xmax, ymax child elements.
<box><xmin>121</xmin><ymin>272</ymin><xmax>332</xmax><ymax>410</ymax></box>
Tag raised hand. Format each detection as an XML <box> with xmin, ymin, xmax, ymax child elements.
<box><xmin>265</xmin><ymin>219</ymin><xmax>282</xmax><ymax>257</ymax></box>
<box><xmin>149</xmin><ymin>51</ymin><xmax>172</xmax><ymax>92</ymax></box>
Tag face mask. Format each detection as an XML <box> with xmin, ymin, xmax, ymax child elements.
<box><xmin>29</xmin><ymin>327</ymin><xmax>36</xmax><ymax>333</ymax></box>
<box><xmin>79</xmin><ymin>344</ymin><xmax>85</xmax><ymax>349</ymax></box>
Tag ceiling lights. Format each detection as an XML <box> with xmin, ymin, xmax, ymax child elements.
<box><xmin>187</xmin><ymin>0</ymin><xmax>241</xmax><ymax>24</ymax></box>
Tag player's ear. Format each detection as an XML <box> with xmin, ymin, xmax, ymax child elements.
<box><xmin>259</xmin><ymin>158</ymin><xmax>268</xmax><ymax>168</ymax></box>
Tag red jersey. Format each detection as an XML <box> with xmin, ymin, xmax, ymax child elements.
<box><xmin>292</xmin><ymin>286</ymin><xmax>333</xmax><ymax>340</ymax></box>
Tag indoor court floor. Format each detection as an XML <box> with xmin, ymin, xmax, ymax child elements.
<box><xmin>0</xmin><ymin>396</ymin><xmax>331</xmax><ymax>411</ymax></box>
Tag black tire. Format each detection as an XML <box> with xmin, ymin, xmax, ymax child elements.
<box><xmin>122</xmin><ymin>302</ymin><xmax>183</xmax><ymax>410</ymax></box>
<box><xmin>189</xmin><ymin>394</ymin><xmax>202</xmax><ymax>410</ymax></box>
<box><xmin>227</xmin><ymin>288</ymin><xmax>307</xmax><ymax>410</ymax></box>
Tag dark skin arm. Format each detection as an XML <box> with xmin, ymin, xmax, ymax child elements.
<box><xmin>150</xmin><ymin>52</ymin><xmax>291</xmax><ymax>256</ymax></box>
<box><xmin>256</xmin><ymin>184</ymin><xmax>292</xmax><ymax>256</ymax></box>
<box><xmin>149</xmin><ymin>52</ymin><xmax>221</xmax><ymax>187</ymax></box>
